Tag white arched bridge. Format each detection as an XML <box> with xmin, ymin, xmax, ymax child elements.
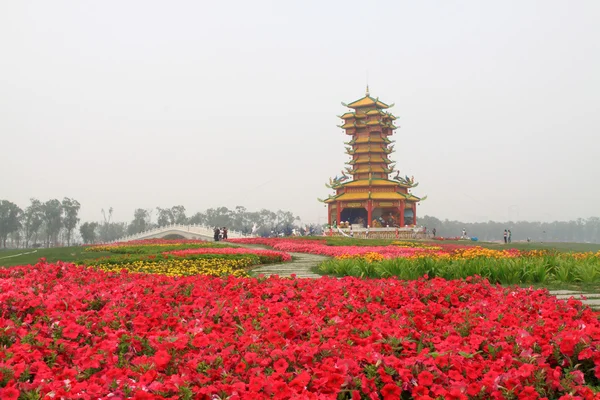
<box><xmin>112</xmin><ymin>224</ymin><xmax>253</xmax><ymax>242</ymax></box>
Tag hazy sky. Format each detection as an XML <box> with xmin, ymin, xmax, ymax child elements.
<box><xmin>2</xmin><ymin>1</ymin><xmax>599</xmax><ymax>225</ymax></box>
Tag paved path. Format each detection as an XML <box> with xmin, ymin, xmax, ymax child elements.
<box><xmin>0</xmin><ymin>250</ymin><xmax>37</xmax><ymax>260</ymax></box>
<box><xmin>548</xmin><ymin>290</ymin><xmax>600</xmax><ymax>310</ymax></box>
<box><xmin>251</xmin><ymin>252</ymin><xmax>327</xmax><ymax>278</ymax></box>
<box><xmin>227</xmin><ymin>243</ymin><xmax>326</xmax><ymax>278</ymax></box>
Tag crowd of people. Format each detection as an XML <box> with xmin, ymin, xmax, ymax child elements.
<box><xmin>213</xmin><ymin>227</ymin><xmax>228</xmax><ymax>241</ymax></box>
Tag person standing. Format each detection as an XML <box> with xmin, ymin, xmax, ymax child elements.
<box><xmin>503</xmin><ymin>229</ymin><xmax>507</xmax><ymax>244</ymax></box>
<box><xmin>508</xmin><ymin>229</ymin><xmax>512</xmax><ymax>243</ymax></box>
<box><xmin>432</xmin><ymin>228</ymin><xmax>437</xmax><ymax>238</ymax></box>
<box><xmin>365</xmin><ymin>225</ymin><xmax>370</xmax><ymax>238</ymax></box>
<box><xmin>223</xmin><ymin>227</ymin><xmax>228</xmax><ymax>240</ymax></box>
<box><xmin>214</xmin><ymin>227</ymin><xmax>220</xmax><ymax>242</ymax></box>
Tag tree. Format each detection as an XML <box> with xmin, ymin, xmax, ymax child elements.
<box><xmin>171</xmin><ymin>205</ymin><xmax>187</xmax><ymax>224</ymax></box>
<box><xmin>128</xmin><ymin>208</ymin><xmax>149</xmax><ymax>235</ymax></box>
<box><xmin>0</xmin><ymin>200</ymin><xmax>22</xmax><ymax>248</ymax></box>
<box><xmin>188</xmin><ymin>212</ymin><xmax>207</xmax><ymax>225</ymax></box>
<box><xmin>79</xmin><ymin>222</ymin><xmax>98</xmax><ymax>244</ymax></box>
<box><xmin>62</xmin><ymin>197</ymin><xmax>81</xmax><ymax>246</ymax></box>
<box><xmin>23</xmin><ymin>198</ymin><xmax>44</xmax><ymax>248</ymax></box>
<box><xmin>156</xmin><ymin>207</ymin><xmax>173</xmax><ymax>227</ymax></box>
<box><xmin>42</xmin><ymin>199</ymin><xmax>63</xmax><ymax>247</ymax></box>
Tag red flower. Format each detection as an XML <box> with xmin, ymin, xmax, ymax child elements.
<box><xmin>62</xmin><ymin>323</ymin><xmax>81</xmax><ymax>339</ymax></box>
<box><xmin>273</xmin><ymin>358</ymin><xmax>289</xmax><ymax>373</ymax></box>
<box><xmin>381</xmin><ymin>383</ymin><xmax>401</xmax><ymax>399</ymax></box>
<box><xmin>0</xmin><ymin>387</ymin><xmax>19</xmax><ymax>400</ymax></box>
<box><xmin>418</xmin><ymin>370</ymin><xmax>434</xmax><ymax>386</ymax></box>
<box><xmin>154</xmin><ymin>350</ymin><xmax>171</xmax><ymax>369</ymax></box>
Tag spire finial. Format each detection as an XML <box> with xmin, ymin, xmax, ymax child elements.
<box><xmin>366</xmin><ymin>85</ymin><xmax>370</xmax><ymax>96</ymax></box>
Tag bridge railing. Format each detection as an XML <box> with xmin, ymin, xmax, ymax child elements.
<box><xmin>112</xmin><ymin>223</ymin><xmax>253</xmax><ymax>243</ymax></box>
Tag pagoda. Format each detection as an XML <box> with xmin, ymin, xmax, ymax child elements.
<box><xmin>321</xmin><ymin>87</ymin><xmax>424</xmax><ymax>228</ymax></box>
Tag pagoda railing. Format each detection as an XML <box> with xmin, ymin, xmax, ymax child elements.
<box><xmin>325</xmin><ymin>227</ymin><xmax>430</xmax><ymax>240</ymax></box>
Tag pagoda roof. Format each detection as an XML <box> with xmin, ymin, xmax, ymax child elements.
<box><xmin>352</xmin><ymin>157</ymin><xmax>392</xmax><ymax>164</ymax></box>
<box><xmin>353</xmin><ymin>166</ymin><xmax>388</xmax><ymax>173</ymax></box>
<box><xmin>339</xmin><ymin>112</ymin><xmax>367</xmax><ymax>120</ymax></box>
<box><xmin>343</xmin><ymin>96</ymin><xmax>390</xmax><ymax>110</ymax></box>
<box><xmin>340</xmin><ymin>121</ymin><xmax>367</xmax><ymax>129</ymax></box>
<box><xmin>366</xmin><ymin>120</ymin><xmax>385</xmax><ymax>126</ymax></box>
<box><xmin>343</xmin><ymin>179</ymin><xmax>406</xmax><ymax>187</ymax></box>
<box><xmin>352</xmin><ymin>147</ymin><xmax>386</xmax><ymax>154</ymax></box>
<box><xmin>371</xmin><ymin>192</ymin><xmax>408</xmax><ymax>200</ymax></box>
<box><xmin>366</xmin><ymin>109</ymin><xmax>386</xmax><ymax>116</ymax></box>
<box><xmin>324</xmin><ymin>191</ymin><xmax>418</xmax><ymax>203</ymax></box>
<box><xmin>332</xmin><ymin>192</ymin><xmax>370</xmax><ymax>201</ymax></box>
<box><xmin>342</xmin><ymin>87</ymin><xmax>392</xmax><ymax>110</ymax></box>
<box><xmin>353</xmin><ymin>136</ymin><xmax>389</xmax><ymax>144</ymax></box>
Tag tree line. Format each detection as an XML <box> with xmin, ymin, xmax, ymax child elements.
<box><xmin>0</xmin><ymin>199</ymin><xmax>311</xmax><ymax>247</ymax></box>
<box><xmin>420</xmin><ymin>215</ymin><xmax>600</xmax><ymax>243</ymax></box>
<box><xmin>2</xmin><ymin>198</ymin><xmax>599</xmax><ymax>247</ymax></box>
<box><xmin>0</xmin><ymin>198</ymin><xmax>81</xmax><ymax>248</ymax></box>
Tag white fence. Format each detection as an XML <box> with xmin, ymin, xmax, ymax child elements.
<box><xmin>327</xmin><ymin>226</ymin><xmax>431</xmax><ymax>240</ymax></box>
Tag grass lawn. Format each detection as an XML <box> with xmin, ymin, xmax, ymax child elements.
<box><xmin>0</xmin><ymin>246</ymin><xmax>112</xmax><ymax>267</ymax></box>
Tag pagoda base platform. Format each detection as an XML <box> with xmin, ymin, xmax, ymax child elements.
<box><xmin>325</xmin><ymin>227</ymin><xmax>430</xmax><ymax>240</ymax></box>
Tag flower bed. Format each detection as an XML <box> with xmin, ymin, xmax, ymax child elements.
<box><xmin>92</xmin><ymin>257</ymin><xmax>253</xmax><ymax>277</ymax></box>
<box><xmin>86</xmin><ymin>240</ymin><xmax>228</xmax><ymax>255</ymax></box>
<box><xmin>229</xmin><ymin>238</ymin><xmax>428</xmax><ymax>258</ymax></box>
<box><xmin>1</xmin><ymin>262</ymin><xmax>600</xmax><ymax>399</ymax></box>
<box><xmin>79</xmin><ymin>240</ymin><xmax>290</xmax><ymax>278</ymax></box>
<box><xmin>166</xmin><ymin>247</ymin><xmax>292</xmax><ymax>263</ymax></box>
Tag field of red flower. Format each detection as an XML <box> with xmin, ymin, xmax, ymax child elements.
<box><xmin>1</xmin><ymin>261</ymin><xmax>600</xmax><ymax>399</ymax></box>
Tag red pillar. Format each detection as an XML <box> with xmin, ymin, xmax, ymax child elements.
<box><xmin>399</xmin><ymin>202</ymin><xmax>405</xmax><ymax>227</ymax></box>
<box><xmin>327</xmin><ymin>204</ymin><xmax>332</xmax><ymax>226</ymax></box>
<box><xmin>367</xmin><ymin>201</ymin><xmax>373</xmax><ymax>227</ymax></box>
<box><xmin>336</xmin><ymin>204</ymin><xmax>341</xmax><ymax>226</ymax></box>
<box><xmin>414</xmin><ymin>204</ymin><xmax>417</xmax><ymax>226</ymax></box>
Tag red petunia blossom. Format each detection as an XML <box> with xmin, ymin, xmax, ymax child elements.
<box><xmin>153</xmin><ymin>350</ymin><xmax>171</xmax><ymax>370</ymax></box>
<box><xmin>273</xmin><ymin>358</ymin><xmax>289</xmax><ymax>373</ymax></box>
<box><xmin>418</xmin><ymin>370</ymin><xmax>434</xmax><ymax>386</ymax></box>
<box><xmin>289</xmin><ymin>371</ymin><xmax>311</xmax><ymax>390</ymax></box>
<box><xmin>0</xmin><ymin>387</ymin><xmax>19</xmax><ymax>400</ymax></box>
<box><xmin>381</xmin><ymin>383</ymin><xmax>402</xmax><ymax>399</ymax></box>
<box><xmin>62</xmin><ymin>323</ymin><xmax>81</xmax><ymax>339</ymax></box>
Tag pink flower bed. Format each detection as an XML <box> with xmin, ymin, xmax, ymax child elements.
<box><xmin>1</xmin><ymin>262</ymin><xmax>599</xmax><ymax>399</ymax></box>
<box><xmin>228</xmin><ymin>238</ymin><xmax>428</xmax><ymax>258</ymax></box>
<box><xmin>166</xmin><ymin>247</ymin><xmax>292</xmax><ymax>262</ymax></box>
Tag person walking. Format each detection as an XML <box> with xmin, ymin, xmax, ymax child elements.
<box><xmin>508</xmin><ymin>229</ymin><xmax>512</xmax><ymax>243</ymax></box>
<box><xmin>503</xmin><ymin>229</ymin><xmax>507</xmax><ymax>244</ymax></box>
<box><xmin>223</xmin><ymin>227</ymin><xmax>228</xmax><ymax>240</ymax></box>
